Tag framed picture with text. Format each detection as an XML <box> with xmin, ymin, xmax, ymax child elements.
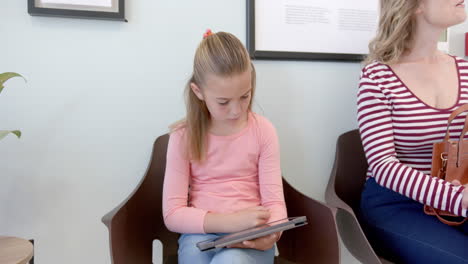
<box><xmin>28</xmin><ymin>0</ymin><xmax>126</xmax><ymax>21</ymax></box>
<box><xmin>247</xmin><ymin>0</ymin><xmax>379</xmax><ymax>61</ymax></box>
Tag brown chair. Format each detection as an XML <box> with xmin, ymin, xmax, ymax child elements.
<box><xmin>102</xmin><ymin>134</ymin><xmax>340</xmax><ymax>264</ymax></box>
<box><xmin>325</xmin><ymin>129</ymin><xmax>393</xmax><ymax>264</ymax></box>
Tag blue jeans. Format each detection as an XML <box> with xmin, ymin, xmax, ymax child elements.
<box><xmin>177</xmin><ymin>233</ymin><xmax>275</xmax><ymax>264</ymax></box>
<box><xmin>360</xmin><ymin>178</ymin><xmax>468</xmax><ymax>264</ymax></box>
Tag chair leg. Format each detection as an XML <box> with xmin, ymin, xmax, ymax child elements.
<box><xmin>28</xmin><ymin>239</ymin><xmax>34</xmax><ymax>264</ymax></box>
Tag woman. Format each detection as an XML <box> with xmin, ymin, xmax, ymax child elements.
<box><xmin>357</xmin><ymin>0</ymin><xmax>468</xmax><ymax>263</ymax></box>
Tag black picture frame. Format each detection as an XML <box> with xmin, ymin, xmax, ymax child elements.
<box><xmin>246</xmin><ymin>0</ymin><xmax>369</xmax><ymax>61</ymax></box>
<box><xmin>28</xmin><ymin>0</ymin><xmax>127</xmax><ymax>22</ymax></box>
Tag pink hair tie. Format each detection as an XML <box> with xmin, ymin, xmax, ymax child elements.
<box><xmin>203</xmin><ymin>29</ymin><xmax>213</xmax><ymax>39</ymax></box>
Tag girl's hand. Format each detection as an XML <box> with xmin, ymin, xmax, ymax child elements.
<box><xmin>230</xmin><ymin>206</ymin><xmax>271</xmax><ymax>231</ymax></box>
<box><xmin>451</xmin><ymin>180</ymin><xmax>468</xmax><ymax>210</ymax></box>
<box><xmin>204</xmin><ymin>206</ymin><xmax>270</xmax><ymax>233</ymax></box>
<box><xmin>227</xmin><ymin>232</ymin><xmax>279</xmax><ymax>251</ymax></box>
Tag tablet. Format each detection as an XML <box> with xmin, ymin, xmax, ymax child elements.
<box><xmin>196</xmin><ymin>216</ymin><xmax>308</xmax><ymax>251</ymax></box>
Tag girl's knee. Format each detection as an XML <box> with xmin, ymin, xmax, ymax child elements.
<box><xmin>178</xmin><ymin>234</ymin><xmax>216</xmax><ymax>263</ymax></box>
<box><xmin>179</xmin><ymin>234</ymin><xmax>209</xmax><ymax>244</ymax></box>
<box><xmin>212</xmin><ymin>249</ymin><xmax>251</xmax><ymax>264</ymax></box>
<box><xmin>212</xmin><ymin>248</ymin><xmax>274</xmax><ymax>264</ymax></box>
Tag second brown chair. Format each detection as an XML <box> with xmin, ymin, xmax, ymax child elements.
<box><xmin>325</xmin><ymin>129</ymin><xmax>394</xmax><ymax>264</ymax></box>
<box><xmin>102</xmin><ymin>133</ymin><xmax>341</xmax><ymax>264</ymax></box>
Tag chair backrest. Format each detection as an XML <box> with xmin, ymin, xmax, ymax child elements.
<box><xmin>332</xmin><ymin>129</ymin><xmax>369</xmax><ymax>212</ymax></box>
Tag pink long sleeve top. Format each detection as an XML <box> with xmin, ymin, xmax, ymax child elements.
<box><xmin>162</xmin><ymin>112</ymin><xmax>287</xmax><ymax>234</ymax></box>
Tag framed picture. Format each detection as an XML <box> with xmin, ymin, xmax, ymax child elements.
<box><xmin>28</xmin><ymin>0</ymin><xmax>126</xmax><ymax>21</ymax></box>
<box><xmin>247</xmin><ymin>0</ymin><xmax>379</xmax><ymax>61</ymax></box>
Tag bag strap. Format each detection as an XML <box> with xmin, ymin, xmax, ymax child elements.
<box><xmin>432</xmin><ymin>209</ymin><xmax>468</xmax><ymax>226</ymax></box>
<box><xmin>453</xmin><ymin>115</ymin><xmax>468</xmax><ymax>166</ymax></box>
<box><xmin>443</xmin><ymin>104</ymin><xmax>468</xmax><ymax>142</ymax></box>
<box><xmin>442</xmin><ymin>104</ymin><xmax>468</xmax><ymax>165</ymax></box>
<box><xmin>458</xmin><ymin>116</ymin><xmax>468</xmax><ymax>142</ymax></box>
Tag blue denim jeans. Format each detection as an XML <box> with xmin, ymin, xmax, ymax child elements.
<box><xmin>177</xmin><ymin>233</ymin><xmax>275</xmax><ymax>264</ymax></box>
<box><xmin>360</xmin><ymin>178</ymin><xmax>468</xmax><ymax>264</ymax></box>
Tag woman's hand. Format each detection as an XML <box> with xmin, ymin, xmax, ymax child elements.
<box><xmin>227</xmin><ymin>232</ymin><xmax>279</xmax><ymax>251</ymax></box>
<box><xmin>451</xmin><ymin>180</ymin><xmax>468</xmax><ymax>210</ymax></box>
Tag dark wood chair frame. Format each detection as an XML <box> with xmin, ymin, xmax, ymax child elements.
<box><xmin>102</xmin><ymin>134</ymin><xmax>341</xmax><ymax>264</ymax></box>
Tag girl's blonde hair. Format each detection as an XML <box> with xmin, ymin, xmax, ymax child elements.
<box><xmin>171</xmin><ymin>31</ymin><xmax>255</xmax><ymax>161</ymax></box>
<box><xmin>365</xmin><ymin>0</ymin><xmax>421</xmax><ymax>65</ymax></box>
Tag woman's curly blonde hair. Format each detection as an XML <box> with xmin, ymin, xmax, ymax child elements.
<box><xmin>365</xmin><ymin>0</ymin><xmax>421</xmax><ymax>65</ymax></box>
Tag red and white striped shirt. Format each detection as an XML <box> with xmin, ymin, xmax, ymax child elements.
<box><xmin>357</xmin><ymin>56</ymin><xmax>467</xmax><ymax>217</ymax></box>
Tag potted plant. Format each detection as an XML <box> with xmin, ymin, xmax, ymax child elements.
<box><xmin>0</xmin><ymin>72</ymin><xmax>25</xmax><ymax>141</ymax></box>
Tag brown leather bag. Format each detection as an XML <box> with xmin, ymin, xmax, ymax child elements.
<box><xmin>424</xmin><ymin>104</ymin><xmax>468</xmax><ymax>226</ymax></box>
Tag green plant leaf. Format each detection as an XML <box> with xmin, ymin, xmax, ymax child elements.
<box><xmin>0</xmin><ymin>72</ymin><xmax>26</xmax><ymax>94</ymax></box>
<box><xmin>0</xmin><ymin>130</ymin><xmax>21</xmax><ymax>141</ymax></box>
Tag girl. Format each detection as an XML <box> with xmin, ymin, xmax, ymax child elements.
<box><xmin>358</xmin><ymin>0</ymin><xmax>468</xmax><ymax>263</ymax></box>
<box><xmin>162</xmin><ymin>30</ymin><xmax>287</xmax><ymax>264</ymax></box>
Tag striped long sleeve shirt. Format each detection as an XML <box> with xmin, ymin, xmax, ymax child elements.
<box><xmin>357</xmin><ymin>57</ymin><xmax>467</xmax><ymax>217</ymax></box>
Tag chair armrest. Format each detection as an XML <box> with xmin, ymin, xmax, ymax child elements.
<box><xmin>325</xmin><ymin>163</ymin><xmax>355</xmax><ymax>215</ymax></box>
<box><xmin>101</xmin><ymin>138</ymin><xmax>160</xmax><ymax>264</ymax></box>
<box><xmin>334</xmin><ymin>208</ymin><xmax>383</xmax><ymax>264</ymax></box>
<box><xmin>102</xmin><ymin>134</ymin><xmax>175</xmax><ymax>264</ymax></box>
<box><xmin>102</xmin><ymin>201</ymin><xmax>126</xmax><ymax>228</ymax></box>
<box><xmin>102</xmin><ymin>180</ymin><xmax>143</xmax><ymax>227</ymax></box>
<box><xmin>101</xmin><ymin>169</ymin><xmax>148</xmax><ymax>264</ymax></box>
<box><xmin>277</xmin><ymin>178</ymin><xmax>340</xmax><ymax>264</ymax></box>
<box><xmin>325</xmin><ymin>130</ymin><xmax>384</xmax><ymax>264</ymax></box>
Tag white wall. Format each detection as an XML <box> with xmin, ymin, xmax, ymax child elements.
<box><xmin>2</xmin><ymin>1</ymin><xmax>467</xmax><ymax>263</ymax></box>
<box><xmin>0</xmin><ymin>1</ymin><xmax>358</xmax><ymax>263</ymax></box>
<box><xmin>449</xmin><ymin>22</ymin><xmax>468</xmax><ymax>57</ymax></box>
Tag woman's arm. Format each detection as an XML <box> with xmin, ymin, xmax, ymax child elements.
<box><xmin>451</xmin><ymin>180</ymin><xmax>468</xmax><ymax>211</ymax></box>
<box><xmin>357</xmin><ymin>66</ymin><xmax>466</xmax><ymax>217</ymax></box>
